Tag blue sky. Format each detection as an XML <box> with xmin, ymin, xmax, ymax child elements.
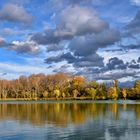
<box><xmin>0</xmin><ymin>0</ymin><xmax>140</xmax><ymax>84</ymax></box>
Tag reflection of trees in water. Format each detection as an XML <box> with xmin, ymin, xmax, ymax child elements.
<box><xmin>0</xmin><ymin>103</ymin><xmax>140</xmax><ymax>126</ymax></box>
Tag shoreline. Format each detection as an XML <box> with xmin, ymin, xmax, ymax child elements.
<box><xmin>0</xmin><ymin>97</ymin><xmax>96</xmax><ymax>101</ymax></box>
<box><xmin>0</xmin><ymin>97</ymin><xmax>138</xmax><ymax>101</ymax></box>
<box><xmin>0</xmin><ymin>98</ymin><xmax>139</xmax><ymax>105</ymax></box>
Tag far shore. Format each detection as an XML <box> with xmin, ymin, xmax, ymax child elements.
<box><xmin>0</xmin><ymin>97</ymin><xmax>98</xmax><ymax>101</ymax></box>
<box><xmin>0</xmin><ymin>97</ymin><xmax>133</xmax><ymax>101</ymax></box>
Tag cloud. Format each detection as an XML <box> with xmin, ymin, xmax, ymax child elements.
<box><xmin>0</xmin><ymin>3</ymin><xmax>32</xmax><ymax>24</ymax></box>
<box><xmin>52</xmin><ymin>64</ymin><xmax>75</xmax><ymax>74</ymax></box>
<box><xmin>45</xmin><ymin>52</ymin><xmax>104</xmax><ymax>69</ymax></box>
<box><xmin>121</xmin><ymin>43</ymin><xmax>140</xmax><ymax>50</ymax></box>
<box><xmin>46</xmin><ymin>44</ymin><xmax>64</xmax><ymax>52</ymax></box>
<box><xmin>0</xmin><ymin>28</ymin><xmax>16</xmax><ymax>36</ymax></box>
<box><xmin>130</xmin><ymin>0</ymin><xmax>140</xmax><ymax>6</ymax></box>
<box><xmin>45</xmin><ymin>52</ymin><xmax>76</xmax><ymax>64</ymax></box>
<box><xmin>72</xmin><ymin>56</ymin><xmax>140</xmax><ymax>81</ymax></box>
<box><xmin>106</xmin><ymin>57</ymin><xmax>127</xmax><ymax>70</ymax></box>
<box><xmin>96</xmin><ymin>70</ymin><xmax>140</xmax><ymax>81</ymax></box>
<box><xmin>31</xmin><ymin>5</ymin><xmax>109</xmax><ymax>45</ymax></box>
<box><xmin>128</xmin><ymin>59</ymin><xmax>140</xmax><ymax>69</ymax></box>
<box><xmin>0</xmin><ymin>37</ymin><xmax>40</xmax><ymax>54</ymax></box>
<box><xmin>106</xmin><ymin>57</ymin><xmax>140</xmax><ymax>70</ymax></box>
<box><xmin>73</xmin><ymin>64</ymin><xmax>140</xmax><ymax>81</ymax></box>
<box><xmin>124</xmin><ymin>10</ymin><xmax>140</xmax><ymax>36</ymax></box>
<box><xmin>10</xmin><ymin>41</ymin><xmax>40</xmax><ymax>54</ymax></box>
<box><xmin>73</xmin><ymin>54</ymin><xmax>104</xmax><ymax>68</ymax></box>
<box><xmin>0</xmin><ymin>0</ymin><xmax>138</xmax><ymax>84</ymax></box>
<box><xmin>69</xmin><ymin>29</ymin><xmax>120</xmax><ymax>56</ymax></box>
<box><xmin>105</xmin><ymin>48</ymin><xmax>123</xmax><ymax>52</ymax></box>
<box><xmin>31</xmin><ymin>29</ymin><xmax>73</xmax><ymax>45</ymax></box>
<box><xmin>58</xmin><ymin>5</ymin><xmax>108</xmax><ymax>35</ymax></box>
<box><xmin>41</xmin><ymin>4</ymin><xmax>121</xmax><ymax>78</ymax></box>
<box><xmin>128</xmin><ymin>63</ymin><xmax>140</xmax><ymax>69</ymax></box>
<box><xmin>0</xmin><ymin>37</ymin><xmax>7</xmax><ymax>47</ymax></box>
<box><xmin>31</xmin><ymin>4</ymin><xmax>120</xmax><ymax>75</ymax></box>
<box><xmin>138</xmin><ymin>57</ymin><xmax>140</xmax><ymax>62</ymax></box>
<box><xmin>45</xmin><ymin>0</ymin><xmax>112</xmax><ymax>12</ymax></box>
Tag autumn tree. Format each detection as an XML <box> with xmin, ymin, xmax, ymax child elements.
<box><xmin>85</xmin><ymin>88</ymin><xmax>96</xmax><ymax>99</ymax></box>
<box><xmin>70</xmin><ymin>76</ymin><xmax>86</xmax><ymax>97</ymax></box>
<box><xmin>107</xmin><ymin>87</ymin><xmax>118</xmax><ymax>100</ymax></box>
<box><xmin>122</xmin><ymin>88</ymin><xmax>127</xmax><ymax>100</ymax></box>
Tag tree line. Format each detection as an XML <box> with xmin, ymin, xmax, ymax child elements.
<box><xmin>0</xmin><ymin>73</ymin><xmax>140</xmax><ymax>100</ymax></box>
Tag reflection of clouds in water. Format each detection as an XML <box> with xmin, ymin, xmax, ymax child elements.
<box><xmin>0</xmin><ymin>121</ymin><xmax>45</xmax><ymax>140</ymax></box>
<box><xmin>1</xmin><ymin>118</ymin><xmax>140</xmax><ymax>140</ymax></box>
<box><xmin>0</xmin><ymin>103</ymin><xmax>140</xmax><ymax>139</ymax></box>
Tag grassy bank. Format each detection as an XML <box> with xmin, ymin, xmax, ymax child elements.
<box><xmin>0</xmin><ymin>97</ymin><xmax>98</xmax><ymax>101</ymax></box>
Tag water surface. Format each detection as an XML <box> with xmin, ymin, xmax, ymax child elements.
<box><xmin>0</xmin><ymin>100</ymin><xmax>140</xmax><ymax>140</ymax></box>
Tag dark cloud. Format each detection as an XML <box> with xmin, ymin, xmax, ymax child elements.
<box><xmin>121</xmin><ymin>44</ymin><xmax>140</xmax><ymax>49</ymax></box>
<box><xmin>124</xmin><ymin>10</ymin><xmax>140</xmax><ymax>36</ymax></box>
<box><xmin>128</xmin><ymin>64</ymin><xmax>140</xmax><ymax>69</ymax></box>
<box><xmin>73</xmin><ymin>54</ymin><xmax>104</xmax><ymax>68</ymax></box>
<box><xmin>69</xmin><ymin>29</ymin><xmax>120</xmax><ymax>56</ymax></box>
<box><xmin>47</xmin><ymin>44</ymin><xmax>64</xmax><ymax>52</ymax></box>
<box><xmin>45</xmin><ymin>52</ymin><xmax>76</xmax><ymax>64</ymax></box>
<box><xmin>138</xmin><ymin>57</ymin><xmax>140</xmax><ymax>63</ymax></box>
<box><xmin>106</xmin><ymin>57</ymin><xmax>127</xmax><ymax>70</ymax></box>
<box><xmin>127</xmin><ymin>59</ymin><xmax>140</xmax><ymax>69</ymax></box>
<box><xmin>45</xmin><ymin>55</ymin><xmax>62</xmax><ymax>64</ymax></box>
<box><xmin>0</xmin><ymin>3</ymin><xmax>32</xmax><ymax>24</ymax></box>
<box><xmin>47</xmin><ymin>55</ymin><xmax>140</xmax><ymax>81</ymax></box>
<box><xmin>31</xmin><ymin>29</ymin><xmax>73</xmax><ymax>45</ymax></box>
<box><xmin>95</xmin><ymin>57</ymin><xmax>140</xmax><ymax>80</ymax></box>
<box><xmin>106</xmin><ymin>57</ymin><xmax>140</xmax><ymax>71</ymax></box>
<box><xmin>105</xmin><ymin>48</ymin><xmax>123</xmax><ymax>52</ymax></box>
<box><xmin>45</xmin><ymin>52</ymin><xmax>104</xmax><ymax>67</ymax></box>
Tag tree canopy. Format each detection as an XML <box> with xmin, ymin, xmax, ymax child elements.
<box><xmin>0</xmin><ymin>73</ymin><xmax>139</xmax><ymax>100</ymax></box>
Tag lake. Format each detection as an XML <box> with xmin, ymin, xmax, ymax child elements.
<box><xmin>0</xmin><ymin>100</ymin><xmax>140</xmax><ymax>140</ymax></box>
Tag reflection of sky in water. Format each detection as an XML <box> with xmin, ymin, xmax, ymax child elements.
<box><xmin>0</xmin><ymin>102</ymin><xmax>140</xmax><ymax>140</ymax></box>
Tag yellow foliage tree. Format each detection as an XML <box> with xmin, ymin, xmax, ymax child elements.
<box><xmin>122</xmin><ymin>89</ymin><xmax>127</xmax><ymax>100</ymax></box>
<box><xmin>107</xmin><ymin>87</ymin><xmax>118</xmax><ymax>100</ymax></box>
